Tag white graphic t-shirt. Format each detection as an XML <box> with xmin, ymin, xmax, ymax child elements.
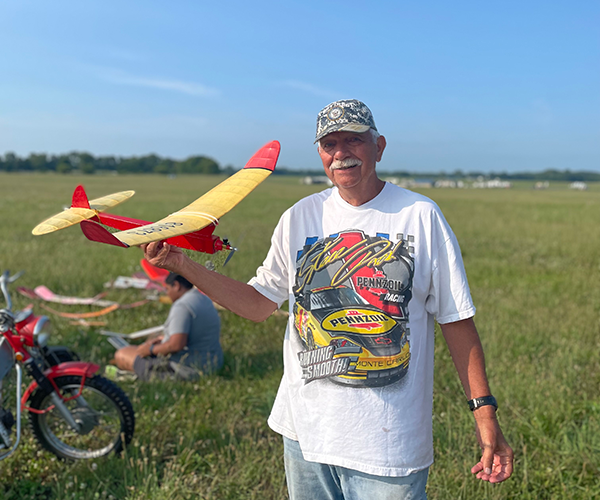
<box><xmin>249</xmin><ymin>182</ymin><xmax>475</xmax><ymax>477</ymax></box>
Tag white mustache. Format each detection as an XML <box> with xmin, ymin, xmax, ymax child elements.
<box><xmin>330</xmin><ymin>158</ymin><xmax>362</xmax><ymax>170</ymax></box>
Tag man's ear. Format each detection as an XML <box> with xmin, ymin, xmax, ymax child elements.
<box><xmin>376</xmin><ymin>135</ymin><xmax>387</xmax><ymax>162</ymax></box>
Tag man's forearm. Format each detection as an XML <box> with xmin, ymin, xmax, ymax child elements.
<box><xmin>440</xmin><ymin>318</ymin><xmax>492</xmax><ymax>401</ymax></box>
<box><xmin>174</xmin><ymin>257</ymin><xmax>278</xmax><ymax>322</ymax></box>
<box><xmin>149</xmin><ymin>335</ymin><xmax>185</xmax><ymax>356</ymax></box>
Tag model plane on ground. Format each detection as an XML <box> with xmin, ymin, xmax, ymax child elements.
<box><xmin>32</xmin><ymin>141</ymin><xmax>280</xmax><ymax>254</ymax></box>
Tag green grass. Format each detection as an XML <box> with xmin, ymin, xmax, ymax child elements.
<box><xmin>0</xmin><ymin>173</ymin><xmax>599</xmax><ymax>499</ymax></box>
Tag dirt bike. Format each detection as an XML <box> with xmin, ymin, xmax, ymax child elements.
<box><xmin>0</xmin><ymin>270</ymin><xmax>135</xmax><ymax>460</ymax></box>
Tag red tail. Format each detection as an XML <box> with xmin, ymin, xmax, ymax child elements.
<box><xmin>72</xmin><ymin>185</ymin><xmax>91</xmax><ymax>209</ymax></box>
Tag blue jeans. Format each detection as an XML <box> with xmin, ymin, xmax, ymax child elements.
<box><xmin>283</xmin><ymin>437</ymin><xmax>428</xmax><ymax>500</ymax></box>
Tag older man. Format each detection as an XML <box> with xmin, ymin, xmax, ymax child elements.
<box><xmin>143</xmin><ymin>99</ymin><xmax>513</xmax><ymax>498</ymax></box>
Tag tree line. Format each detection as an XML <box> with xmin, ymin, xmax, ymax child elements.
<box><xmin>0</xmin><ymin>151</ymin><xmax>223</xmax><ymax>175</ymax></box>
<box><xmin>1</xmin><ymin>151</ymin><xmax>598</xmax><ymax>181</ymax></box>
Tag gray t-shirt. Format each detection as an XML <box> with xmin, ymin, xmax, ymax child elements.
<box><xmin>162</xmin><ymin>288</ymin><xmax>223</xmax><ymax>372</ymax></box>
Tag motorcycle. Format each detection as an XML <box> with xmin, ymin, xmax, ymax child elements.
<box><xmin>0</xmin><ymin>270</ymin><xmax>135</xmax><ymax>460</ymax></box>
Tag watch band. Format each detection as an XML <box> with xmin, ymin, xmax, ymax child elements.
<box><xmin>149</xmin><ymin>343</ymin><xmax>155</xmax><ymax>356</ymax></box>
<box><xmin>468</xmin><ymin>395</ymin><xmax>497</xmax><ymax>411</ymax></box>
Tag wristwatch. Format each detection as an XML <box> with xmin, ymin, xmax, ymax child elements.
<box><xmin>149</xmin><ymin>343</ymin><xmax>156</xmax><ymax>356</ymax></box>
<box><xmin>468</xmin><ymin>395</ymin><xmax>497</xmax><ymax>412</ymax></box>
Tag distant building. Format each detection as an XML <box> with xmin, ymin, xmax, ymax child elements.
<box><xmin>388</xmin><ymin>178</ymin><xmax>434</xmax><ymax>189</ymax></box>
<box><xmin>569</xmin><ymin>181</ymin><xmax>588</xmax><ymax>191</ymax></box>
<box><xmin>434</xmin><ymin>179</ymin><xmax>465</xmax><ymax>189</ymax></box>
<box><xmin>302</xmin><ymin>176</ymin><xmax>333</xmax><ymax>186</ymax></box>
<box><xmin>472</xmin><ymin>178</ymin><xmax>511</xmax><ymax>189</ymax></box>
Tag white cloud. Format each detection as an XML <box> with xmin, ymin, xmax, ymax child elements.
<box><xmin>94</xmin><ymin>67</ymin><xmax>220</xmax><ymax>97</ymax></box>
<box><xmin>280</xmin><ymin>80</ymin><xmax>336</xmax><ymax>99</ymax></box>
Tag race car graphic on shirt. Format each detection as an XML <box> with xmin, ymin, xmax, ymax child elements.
<box><xmin>294</xmin><ymin>286</ymin><xmax>410</xmax><ymax>385</ymax></box>
<box><xmin>293</xmin><ymin>230</ymin><xmax>414</xmax><ymax>387</ymax></box>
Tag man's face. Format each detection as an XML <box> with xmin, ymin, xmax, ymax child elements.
<box><xmin>165</xmin><ymin>281</ymin><xmax>184</xmax><ymax>303</ymax></box>
<box><xmin>318</xmin><ymin>131</ymin><xmax>386</xmax><ymax>196</ymax></box>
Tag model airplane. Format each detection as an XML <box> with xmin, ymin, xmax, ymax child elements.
<box><xmin>32</xmin><ymin>141</ymin><xmax>280</xmax><ymax>254</ymax></box>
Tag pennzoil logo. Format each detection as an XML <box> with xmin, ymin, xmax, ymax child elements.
<box><xmin>322</xmin><ymin>309</ymin><xmax>396</xmax><ymax>334</ymax></box>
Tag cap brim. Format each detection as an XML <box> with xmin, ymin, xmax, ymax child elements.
<box><xmin>314</xmin><ymin>124</ymin><xmax>372</xmax><ymax>143</ymax></box>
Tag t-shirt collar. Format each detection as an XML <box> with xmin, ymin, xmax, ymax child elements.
<box><xmin>332</xmin><ymin>181</ymin><xmax>391</xmax><ymax>211</ymax></box>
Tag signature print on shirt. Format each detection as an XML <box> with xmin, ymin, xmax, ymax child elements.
<box><xmin>293</xmin><ymin>230</ymin><xmax>414</xmax><ymax>387</ymax></box>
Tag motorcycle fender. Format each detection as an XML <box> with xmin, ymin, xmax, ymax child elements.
<box><xmin>21</xmin><ymin>361</ymin><xmax>101</xmax><ymax>407</ymax></box>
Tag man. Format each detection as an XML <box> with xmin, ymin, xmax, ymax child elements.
<box><xmin>114</xmin><ymin>273</ymin><xmax>223</xmax><ymax>380</ymax></box>
<box><xmin>143</xmin><ymin>99</ymin><xmax>513</xmax><ymax>498</ymax></box>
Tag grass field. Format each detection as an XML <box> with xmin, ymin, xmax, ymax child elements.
<box><xmin>0</xmin><ymin>173</ymin><xmax>598</xmax><ymax>499</ymax></box>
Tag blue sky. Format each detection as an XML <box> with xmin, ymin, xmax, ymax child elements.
<box><xmin>1</xmin><ymin>0</ymin><xmax>598</xmax><ymax>173</ymax></box>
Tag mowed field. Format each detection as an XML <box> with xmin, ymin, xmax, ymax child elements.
<box><xmin>0</xmin><ymin>173</ymin><xmax>598</xmax><ymax>500</ymax></box>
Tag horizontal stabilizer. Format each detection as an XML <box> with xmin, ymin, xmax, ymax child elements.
<box><xmin>89</xmin><ymin>190</ymin><xmax>135</xmax><ymax>212</ymax></box>
<box><xmin>32</xmin><ymin>188</ymin><xmax>135</xmax><ymax>236</ymax></box>
<box><xmin>33</xmin><ymin>207</ymin><xmax>98</xmax><ymax>235</ymax></box>
<box><xmin>80</xmin><ymin>221</ymin><xmax>129</xmax><ymax>247</ymax></box>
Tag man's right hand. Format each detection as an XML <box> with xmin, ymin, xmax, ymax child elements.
<box><xmin>142</xmin><ymin>241</ymin><xmax>186</xmax><ymax>273</ymax></box>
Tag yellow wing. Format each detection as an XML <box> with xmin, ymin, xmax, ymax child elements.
<box><xmin>32</xmin><ymin>188</ymin><xmax>135</xmax><ymax>236</ymax></box>
<box><xmin>109</xmin><ymin>141</ymin><xmax>280</xmax><ymax>247</ymax></box>
<box><xmin>32</xmin><ymin>208</ymin><xmax>98</xmax><ymax>235</ymax></box>
<box><xmin>89</xmin><ymin>190</ymin><xmax>135</xmax><ymax>212</ymax></box>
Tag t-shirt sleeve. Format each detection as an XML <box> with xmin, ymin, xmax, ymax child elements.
<box><xmin>425</xmin><ymin>210</ymin><xmax>476</xmax><ymax>324</ymax></box>
<box><xmin>166</xmin><ymin>302</ymin><xmax>193</xmax><ymax>336</ymax></box>
<box><xmin>248</xmin><ymin>211</ymin><xmax>290</xmax><ymax>308</ymax></box>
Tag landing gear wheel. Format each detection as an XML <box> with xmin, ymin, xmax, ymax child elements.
<box><xmin>28</xmin><ymin>375</ymin><xmax>134</xmax><ymax>460</ymax></box>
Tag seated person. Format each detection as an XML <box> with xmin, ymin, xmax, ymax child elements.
<box><xmin>114</xmin><ymin>273</ymin><xmax>223</xmax><ymax>380</ymax></box>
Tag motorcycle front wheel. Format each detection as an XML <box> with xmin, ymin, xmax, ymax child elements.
<box><xmin>28</xmin><ymin>375</ymin><xmax>135</xmax><ymax>460</ymax></box>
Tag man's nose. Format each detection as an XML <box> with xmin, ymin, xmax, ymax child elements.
<box><xmin>332</xmin><ymin>143</ymin><xmax>351</xmax><ymax>160</ymax></box>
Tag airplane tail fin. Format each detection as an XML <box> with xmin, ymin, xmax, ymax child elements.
<box><xmin>72</xmin><ymin>185</ymin><xmax>91</xmax><ymax>209</ymax></box>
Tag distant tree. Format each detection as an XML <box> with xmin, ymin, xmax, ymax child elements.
<box><xmin>176</xmin><ymin>156</ymin><xmax>219</xmax><ymax>174</ymax></box>
<box><xmin>28</xmin><ymin>153</ymin><xmax>49</xmax><ymax>172</ymax></box>
<box><xmin>80</xmin><ymin>161</ymin><xmax>95</xmax><ymax>174</ymax></box>
<box><xmin>68</xmin><ymin>153</ymin><xmax>82</xmax><ymax>168</ymax></box>
<box><xmin>154</xmin><ymin>159</ymin><xmax>175</xmax><ymax>175</ymax></box>
<box><xmin>222</xmin><ymin>164</ymin><xmax>237</xmax><ymax>176</ymax></box>
<box><xmin>117</xmin><ymin>157</ymin><xmax>142</xmax><ymax>174</ymax></box>
<box><xmin>56</xmin><ymin>161</ymin><xmax>72</xmax><ymax>174</ymax></box>
<box><xmin>94</xmin><ymin>156</ymin><xmax>118</xmax><ymax>171</ymax></box>
<box><xmin>2</xmin><ymin>152</ymin><xmax>20</xmax><ymax>172</ymax></box>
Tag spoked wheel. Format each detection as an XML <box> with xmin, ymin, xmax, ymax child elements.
<box><xmin>28</xmin><ymin>375</ymin><xmax>134</xmax><ymax>460</ymax></box>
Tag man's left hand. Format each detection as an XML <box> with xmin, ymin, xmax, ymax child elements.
<box><xmin>471</xmin><ymin>409</ymin><xmax>514</xmax><ymax>483</ymax></box>
<box><xmin>136</xmin><ymin>337</ymin><xmax>161</xmax><ymax>358</ymax></box>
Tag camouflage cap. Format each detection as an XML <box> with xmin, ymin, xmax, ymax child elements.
<box><xmin>314</xmin><ymin>99</ymin><xmax>377</xmax><ymax>143</ymax></box>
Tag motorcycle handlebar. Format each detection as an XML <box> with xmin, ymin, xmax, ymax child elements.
<box><xmin>0</xmin><ymin>270</ymin><xmax>24</xmax><ymax>312</ymax></box>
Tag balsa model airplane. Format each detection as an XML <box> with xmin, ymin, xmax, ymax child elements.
<box><xmin>32</xmin><ymin>141</ymin><xmax>280</xmax><ymax>254</ymax></box>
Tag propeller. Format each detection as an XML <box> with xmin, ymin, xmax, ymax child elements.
<box><xmin>222</xmin><ymin>245</ymin><xmax>237</xmax><ymax>267</ymax></box>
